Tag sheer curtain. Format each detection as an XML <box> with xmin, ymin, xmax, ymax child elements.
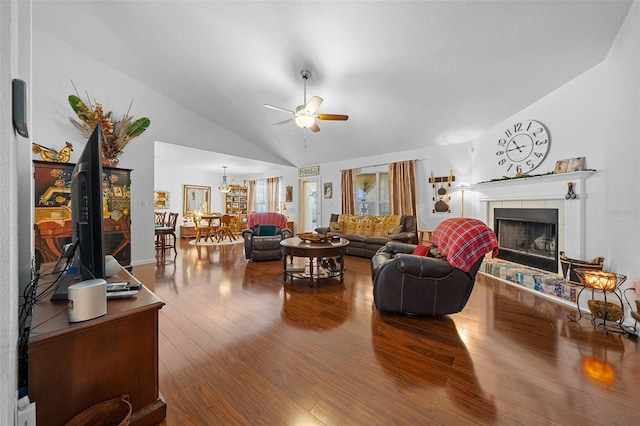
<box><xmin>341</xmin><ymin>169</ymin><xmax>357</xmax><ymax>214</ymax></box>
<box><xmin>247</xmin><ymin>180</ymin><xmax>256</xmax><ymax>213</ymax></box>
<box><xmin>266</xmin><ymin>177</ymin><xmax>280</xmax><ymax>212</ymax></box>
<box><xmin>389</xmin><ymin>160</ymin><xmax>417</xmax><ymax>216</ymax></box>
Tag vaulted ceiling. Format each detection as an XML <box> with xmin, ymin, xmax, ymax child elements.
<box><xmin>34</xmin><ymin>1</ymin><xmax>632</xmax><ymax>170</ymax></box>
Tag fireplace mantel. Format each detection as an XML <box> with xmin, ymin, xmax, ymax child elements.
<box><xmin>476</xmin><ymin>170</ymin><xmax>596</xmax><ymax>260</ymax></box>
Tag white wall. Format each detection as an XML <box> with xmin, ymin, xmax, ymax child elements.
<box><xmin>472</xmin><ymin>2</ymin><xmax>640</xmax><ymax>288</ymax></box>
<box><xmin>1</xmin><ymin>0</ymin><xmax>30</xmax><ymax>421</ymax></box>
<box><xmin>0</xmin><ymin>2</ymin><xmax>17</xmax><ymax>422</ymax></box>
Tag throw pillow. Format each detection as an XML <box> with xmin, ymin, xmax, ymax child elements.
<box><xmin>329</xmin><ymin>222</ymin><xmax>343</xmax><ymax>232</ymax></box>
<box><xmin>258</xmin><ymin>224</ymin><xmax>277</xmax><ymax>236</ymax></box>
<box><xmin>412</xmin><ymin>244</ymin><xmax>430</xmax><ymax>256</ymax></box>
<box><xmin>385</xmin><ymin>225</ymin><xmax>401</xmax><ymax>236</ymax></box>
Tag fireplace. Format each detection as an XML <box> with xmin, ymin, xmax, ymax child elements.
<box><xmin>494</xmin><ymin>208</ymin><xmax>558</xmax><ymax>272</ymax></box>
<box><xmin>477</xmin><ymin>170</ymin><xmax>595</xmax><ymax>274</ymax></box>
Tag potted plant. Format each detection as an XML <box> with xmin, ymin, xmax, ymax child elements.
<box><xmin>68</xmin><ymin>87</ymin><xmax>150</xmax><ymax>167</ymax></box>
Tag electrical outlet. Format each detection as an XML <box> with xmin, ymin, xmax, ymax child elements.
<box><xmin>631</xmin><ymin>280</ymin><xmax>640</xmax><ymax>293</ymax></box>
<box><xmin>17</xmin><ymin>397</ymin><xmax>36</xmax><ymax>426</ymax></box>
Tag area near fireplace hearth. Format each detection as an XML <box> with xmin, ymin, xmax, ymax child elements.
<box><xmin>475</xmin><ymin>170</ymin><xmax>596</xmax><ymax>307</ymax></box>
<box><xmin>481</xmin><ymin>257</ymin><xmax>581</xmax><ymax>306</ymax></box>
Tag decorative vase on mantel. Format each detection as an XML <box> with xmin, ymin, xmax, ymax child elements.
<box><xmin>103</xmin><ymin>157</ymin><xmax>120</xmax><ymax>168</ymax></box>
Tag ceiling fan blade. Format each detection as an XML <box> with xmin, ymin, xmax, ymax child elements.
<box><xmin>309</xmin><ymin>122</ymin><xmax>320</xmax><ymax>133</ymax></box>
<box><xmin>316</xmin><ymin>114</ymin><xmax>349</xmax><ymax>121</ymax></box>
<box><xmin>304</xmin><ymin>96</ymin><xmax>323</xmax><ymax>114</ymax></box>
<box><xmin>272</xmin><ymin>118</ymin><xmax>294</xmax><ymax>126</ymax></box>
<box><xmin>264</xmin><ymin>104</ymin><xmax>294</xmax><ymax>114</ymax></box>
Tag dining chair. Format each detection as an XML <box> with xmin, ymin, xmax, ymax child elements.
<box><xmin>163</xmin><ymin>212</ymin><xmax>179</xmax><ymax>252</ymax></box>
<box><xmin>154</xmin><ymin>211</ymin><xmax>167</xmax><ymax>249</ymax></box>
<box><xmin>154</xmin><ymin>211</ymin><xmax>167</xmax><ymax>226</ymax></box>
<box><xmin>193</xmin><ymin>215</ymin><xmax>215</xmax><ymax>244</ymax></box>
<box><xmin>217</xmin><ymin>214</ymin><xmax>236</xmax><ymax>242</ymax></box>
<box><xmin>155</xmin><ymin>212</ymin><xmax>179</xmax><ymax>258</ymax></box>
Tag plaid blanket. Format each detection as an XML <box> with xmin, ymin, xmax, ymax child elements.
<box><xmin>246</xmin><ymin>212</ymin><xmax>288</xmax><ymax>229</ymax></box>
<box><xmin>431</xmin><ymin>218</ymin><xmax>499</xmax><ymax>272</ymax></box>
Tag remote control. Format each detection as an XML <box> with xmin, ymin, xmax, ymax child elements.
<box><xmin>106</xmin><ymin>282</ymin><xmax>130</xmax><ymax>292</ymax></box>
<box><xmin>106</xmin><ymin>290</ymin><xmax>139</xmax><ymax>299</ymax></box>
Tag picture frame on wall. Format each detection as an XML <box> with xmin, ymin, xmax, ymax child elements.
<box><xmin>323</xmin><ymin>182</ymin><xmax>333</xmax><ymax>199</ymax></box>
<box><xmin>554</xmin><ymin>157</ymin><xmax>585</xmax><ymax>174</ymax></box>
<box><xmin>554</xmin><ymin>160</ymin><xmax>569</xmax><ymax>174</ymax></box>
<box><xmin>568</xmin><ymin>157</ymin><xmax>585</xmax><ymax>172</ymax></box>
<box><xmin>298</xmin><ymin>165</ymin><xmax>320</xmax><ymax>177</ymax></box>
<box><xmin>285</xmin><ymin>185</ymin><xmax>293</xmax><ymax>202</ymax></box>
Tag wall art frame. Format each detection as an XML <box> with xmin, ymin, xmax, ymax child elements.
<box><xmin>323</xmin><ymin>182</ymin><xmax>333</xmax><ymax>199</ymax></box>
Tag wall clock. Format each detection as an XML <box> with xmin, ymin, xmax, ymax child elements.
<box><xmin>495</xmin><ymin>120</ymin><xmax>550</xmax><ymax>176</ymax></box>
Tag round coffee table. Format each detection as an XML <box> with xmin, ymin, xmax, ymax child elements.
<box><xmin>280</xmin><ymin>237</ymin><xmax>350</xmax><ymax>287</ymax></box>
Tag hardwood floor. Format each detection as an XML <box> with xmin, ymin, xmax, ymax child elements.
<box><xmin>132</xmin><ymin>239</ymin><xmax>640</xmax><ymax>425</ymax></box>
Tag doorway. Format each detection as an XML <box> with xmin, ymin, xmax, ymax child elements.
<box><xmin>299</xmin><ymin>178</ymin><xmax>320</xmax><ymax>233</ymax></box>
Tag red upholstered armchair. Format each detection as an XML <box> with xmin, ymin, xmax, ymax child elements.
<box><xmin>242</xmin><ymin>212</ymin><xmax>292</xmax><ymax>261</ymax></box>
<box><xmin>371</xmin><ymin>218</ymin><xmax>498</xmax><ymax>316</ymax></box>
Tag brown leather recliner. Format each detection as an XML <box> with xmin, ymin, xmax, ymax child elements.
<box><xmin>371</xmin><ymin>218</ymin><xmax>498</xmax><ymax>316</ymax></box>
<box><xmin>242</xmin><ymin>212</ymin><xmax>292</xmax><ymax>261</ymax></box>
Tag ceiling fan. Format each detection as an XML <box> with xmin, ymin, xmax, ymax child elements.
<box><xmin>264</xmin><ymin>69</ymin><xmax>348</xmax><ymax>133</ymax></box>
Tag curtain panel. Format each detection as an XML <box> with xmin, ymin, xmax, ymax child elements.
<box><xmin>341</xmin><ymin>169</ymin><xmax>357</xmax><ymax>215</ymax></box>
<box><xmin>389</xmin><ymin>160</ymin><xmax>417</xmax><ymax>216</ymax></box>
<box><xmin>266</xmin><ymin>177</ymin><xmax>280</xmax><ymax>212</ymax></box>
<box><xmin>247</xmin><ymin>180</ymin><xmax>256</xmax><ymax>213</ymax></box>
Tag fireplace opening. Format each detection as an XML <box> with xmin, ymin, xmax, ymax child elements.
<box><xmin>494</xmin><ymin>208</ymin><xmax>558</xmax><ymax>273</ymax></box>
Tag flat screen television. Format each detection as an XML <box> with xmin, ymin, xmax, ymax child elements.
<box><xmin>51</xmin><ymin>124</ymin><xmax>105</xmax><ymax>300</ymax></box>
<box><xmin>72</xmin><ymin>123</ymin><xmax>106</xmax><ymax>280</ymax></box>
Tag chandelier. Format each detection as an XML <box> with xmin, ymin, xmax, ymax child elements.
<box><xmin>218</xmin><ymin>166</ymin><xmax>231</xmax><ymax>193</ymax></box>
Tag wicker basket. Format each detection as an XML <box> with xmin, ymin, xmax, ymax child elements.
<box><xmin>65</xmin><ymin>395</ymin><xmax>131</xmax><ymax>426</ymax></box>
<box><xmin>587</xmin><ymin>300</ymin><xmax>623</xmax><ymax>322</ymax></box>
<box><xmin>297</xmin><ymin>232</ymin><xmax>332</xmax><ymax>243</ymax></box>
<box><xmin>560</xmin><ymin>251</ymin><xmax>604</xmax><ymax>284</ymax></box>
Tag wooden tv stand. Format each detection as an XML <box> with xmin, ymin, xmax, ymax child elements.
<box><xmin>28</xmin><ymin>270</ymin><xmax>166</xmax><ymax>425</ymax></box>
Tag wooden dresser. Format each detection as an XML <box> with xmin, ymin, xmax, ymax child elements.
<box><xmin>28</xmin><ymin>270</ymin><xmax>166</xmax><ymax>425</ymax></box>
<box><xmin>179</xmin><ymin>224</ymin><xmax>197</xmax><ymax>239</ymax></box>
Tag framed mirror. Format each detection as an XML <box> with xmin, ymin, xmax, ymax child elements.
<box><xmin>183</xmin><ymin>185</ymin><xmax>211</xmax><ymax>216</ymax></box>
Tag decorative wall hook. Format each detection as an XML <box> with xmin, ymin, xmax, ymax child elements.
<box><xmin>565</xmin><ymin>182</ymin><xmax>577</xmax><ymax>200</ymax></box>
<box><xmin>431</xmin><ymin>170</ymin><xmax>454</xmax><ymax>213</ymax></box>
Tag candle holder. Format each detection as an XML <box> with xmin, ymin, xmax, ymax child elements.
<box><xmin>574</xmin><ymin>268</ymin><xmax>626</xmax><ymax>333</ymax></box>
<box><xmin>574</xmin><ymin>269</ymin><xmax>626</xmax><ymax>291</ymax></box>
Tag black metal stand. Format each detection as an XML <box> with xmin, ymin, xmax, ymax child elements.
<box><xmin>569</xmin><ymin>285</ymin><xmax>638</xmax><ymax>337</ymax></box>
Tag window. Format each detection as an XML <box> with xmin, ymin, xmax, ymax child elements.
<box><xmin>355</xmin><ymin>171</ymin><xmax>389</xmax><ymax>215</ymax></box>
<box><xmin>255</xmin><ymin>180</ymin><xmax>266</xmax><ymax>212</ymax></box>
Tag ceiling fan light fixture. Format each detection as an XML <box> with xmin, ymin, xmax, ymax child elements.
<box><xmin>295</xmin><ymin>114</ymin><xmax>315</xmax><ymax>129</ymax></box>
<box><xmin>218</xmin><ymin>166</ymin><xmax>231</xmax><ymax>193</ymax></box>
<box><xmin>265</xmin><ymin>69</ymin><xmax>347</xmax><ymax>133</ymax></box>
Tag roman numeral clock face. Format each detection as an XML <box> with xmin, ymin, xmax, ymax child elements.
<box><xmin>496</xmin><ymin>120</ymin><xmax>550</xmax><ymax>176</ymax></box>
